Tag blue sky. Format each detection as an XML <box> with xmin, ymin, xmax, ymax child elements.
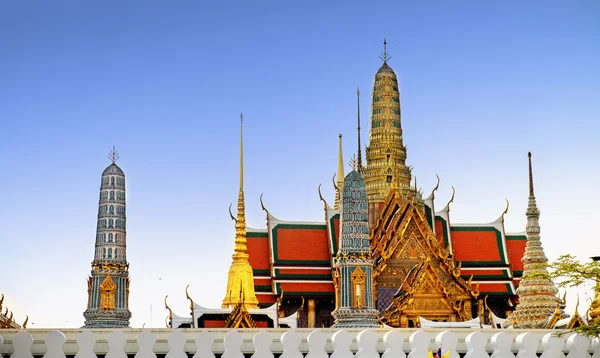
<box><xmin>1</xmin><ymin>1</ymin><xmax>598</xmax><ymax>328</ymax></box>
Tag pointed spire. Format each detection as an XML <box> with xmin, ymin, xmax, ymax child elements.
<box><xmin>506</xmin><ymin>151</ymin><xmax>560</xmax><ymax>328</ymax></box>
<box><xmin>379</xmin><ymin>38</ymin><xmax>391</xmax><ymax>64</ymax></box>
<box><xmin>357</xmin><ymin>87</ymin><xmax>363</xmax><ymax>171</ymax></box>
<box><xmin>334</xmin><ymin>134</ymin><xmax>345</xmax><ymax>211</ymax></box>
<box><xmin>234</xmin><ymin>112</ymin><xmax>247</xmax><ymax>259</ymax></box>
<box><xmin>240</xmin><ymin>113</ymin><xmax>244</xmax><ymax>191</ymax></box>
<box><xmin>222</xmin><ymin>112</ymin><xmax>259</xmax><ymax>309</ymax></box>
<box><xmin>528</xmin><ymin>152</ymin><xmax>534</xmax><ymax>197</ymax></box>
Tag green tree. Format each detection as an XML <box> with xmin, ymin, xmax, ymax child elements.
<box><xmin>549</xmin><ymin>254</ymin><xmax>600</xmax><ymax>338</ymax></box>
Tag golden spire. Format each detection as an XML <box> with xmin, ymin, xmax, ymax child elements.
<box><xmin>222</xmin><ymin>113</ymin><xmax>259</xmax><ymax>309</ymax></box>
<box><xmin>334</xmin><ymin>134</ymin><xmax>344</xmax><ymax>211</ymax></box>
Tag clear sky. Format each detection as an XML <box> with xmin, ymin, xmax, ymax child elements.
<box><xmin>1</xmin><ymin>1</ymin><xmax>598</xmax><ymax>328</ymax></box>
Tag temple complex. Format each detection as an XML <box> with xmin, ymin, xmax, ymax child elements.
<box><xmin>83</xmin><ymin>147</ymin><xmax>132</xmax><ymax>328</ymax></box>
<box><xmin>168</xmin><ymin>41</ymin><xmax>563</xmax><ymax>328</ymax></box>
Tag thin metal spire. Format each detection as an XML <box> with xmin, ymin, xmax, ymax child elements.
<box><xmin>528</xmin><ymin>152</ymin><xmax>534</xmax><ymax>197</ymax></box>
<box><xmin>357</xmin><ymin>87</ymin><xmax>363</xmax><ymax>171</ymax></box>
<box><xmin>108</xmin><ymin>146</ymin><xmax>120</xmax><ymax>163</ymax></box>
<box><xmin>379</xmin><ymin>38</ymin><xmax>391</xmax><ymax>64</ymax></box>
<box><xmin>334</xmin><ymin>134</ymin><xmax>344</xmax><ymax>211</ymax></box>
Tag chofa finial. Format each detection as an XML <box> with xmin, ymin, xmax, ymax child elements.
<box><xmin>108</xmin><ymin>146</ymin><xmax>120</xmax><ymax>164</ymax></box>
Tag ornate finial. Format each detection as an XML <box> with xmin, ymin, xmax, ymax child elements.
<box><xmin>357</xmin><ymin>87</ymin><xmax>363</xmax><ymax>171</ymax></box>
<box><xmin>380</xmin><ymin>38</ymin><xmax>391</xmax><ymax>63</ymax></box>
<box><xmin>501</xmin><ymin>199</ymin><xmax>510</xmax><ymax>221</ymax></box>
<box><xmin>349</xmin><ymin>154</ymin><xmax>358</xmax><ymax>171</ymax></box>
<box><xmin>185</xmin><ymin>284</ymin><xmax>195</xmax><ymax>328</ymax></box>
<box><xmin>528</xmin><ymin>152</ymin><xmax>534</xmax><ymax>197</ymax></box>
<box><xmin>446</xmin><ymin>186</ymin><xmax>456</xmax><ymax>211</ymax></box>
<box><xmin>260</xmin><ymin>193</ymin><xmax>270</xmax><ymax>218</ymax></box>
<box><xmin>108</xmin><ymin>146</ymin><xmax>120</xmax><ymax>164</ymax></box>
<box><xmin>228</xmin><ymin>203</ymin><xmax>237</xmax><ymax>223</ymax></box>
<box><xmin>164</xmin><ymin>295</ymin><xmax>173</xmax><ymax>327</ymax></box>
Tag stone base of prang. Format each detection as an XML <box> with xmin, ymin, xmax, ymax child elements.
<box><xmin>332</xmin><ymin>308</ymin><xmax>380</xmax><ymax>328</ymax></box>
<box><xmin>82</xmin><ymin>309</ymin><xmax>131</xmax><ymax>328</ymax></box>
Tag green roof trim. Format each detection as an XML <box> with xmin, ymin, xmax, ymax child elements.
<box><xmin>255</xmin><ymin>285</ymin><xmax>273</xmax><ymax>292</ymax></box>
<box><xmin>329</xmin><ymin>213</ymin><xmax>339</xmax><ymax>255</ymax></box>
<box><xmin>461</xmin><ymin>270</ymin><xmax>510</xmax><ymax>280</ymax></box>
<box><xmin>506</xmin><ymin>234</ymin><xmax>527</xmax><ymax>241</ymax></box>
<box><xmin>275</xmin><ymin>282</ymin><xmax>334</xmax><ymax>296</ymax></box>
<box><xmin>271</xmin><ymin>223</ymin><xmax>330</xmax><ymax>265</ymax></box>
<box><xmin>425</xmin><ymin>204</ymin><xmax>434</xmax><ymax>230</ymax></box>
<box><xmin>253</xmin><ymin>269</ymin><xmax>271</xmax><ymax>276</ymax></box>
<box><xmin>247</xmin><ymin>231</ymin><xmax>269</xmax><ymax>238</ymax></box>
<box><xmin>450</xmin><ymin>226</ymin><xmax>507</xmax><ymax>266</ymax></box>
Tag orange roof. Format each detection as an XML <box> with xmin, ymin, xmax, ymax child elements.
<box><xmin>272</xmin><ymin>224</ymin><xmax>330</xmax><ymax>265</ymax></box>
<box><xmin>435</xmin><ymin>217</ymin><xmax>449</xmax><ymax>249</ymax></box>
<box><xmin>451</xmin><ymin>226</ymin><xmax>507</xmax><ymax>265</ymax></box>
<box><xmin>505</xmin><ymin>234</ymin><xmax>526</xmax><ymax>276</ymax></box>
<box><xmin>247</xmin><ymin>231</ymin><xmax>270</xmax><ymax>271</ymax></box>
<box><xmin>256</xmin><ymin>294</ymin><xmax>277</xmax><ymax>306</ymax></box>
<box><xmin>471</xmin><ymin>281</ymin><xmax>516</xmax><ymax>295</ymax></box>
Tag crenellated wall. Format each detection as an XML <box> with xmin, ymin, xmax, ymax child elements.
<box><xmin>0</xmin><ymin>329</ymin><xmax>598</xmax><ymax>357</ymax></box>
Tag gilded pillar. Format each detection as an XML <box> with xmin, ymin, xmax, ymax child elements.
<box><xmin>308</xmin><ymin>299</ymin><xmax>316</xmax><ymax>328</ymax></box>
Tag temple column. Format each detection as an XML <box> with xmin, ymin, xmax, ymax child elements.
<box><xmin>308</xmin><ymin>299</ymin><xmax>316</xmax><ymax>328</ymax></box>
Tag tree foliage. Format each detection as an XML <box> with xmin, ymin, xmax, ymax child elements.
<box><xmin>549</xmin><ymin>254</ymin><xmax>600</xmax><ymax>338</ymax></box>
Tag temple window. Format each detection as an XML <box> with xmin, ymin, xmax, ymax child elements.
<box><xmin>109</xmin><ymin>205</ymin><xmax>114</xmax><ymax>214</ymax></box>
<box><xmin>108</xmin><ymin>233</ymin><xmax>113</xmax><ymax>243</ymax></box>
<box><xmin>108</xmin><ymin>248</ymin><xmax>112</xmax><ymax>259</ymax></box>
<box><xmin>103</xmin><ymin>248</ymin><xmax>106</xmax><ymax>259</ymax></box>
<box><xmin>114</xmin><ymin>248</ymin><xmax>118</xmax><ymax>259</ymax></box>
<box><xmin>111</xmin><ymin>177</ymin><xmax>115</xmax><ymax>185</ymax></box>
<box><xmin>115</xmin><ymin>233</ymin><xmax>118</xmax><ymax>243</ymax></box>
<box><xmin>110</xmin><ymin>191</ymin><xmax>114</xmax><ymax>200</ymax></box>
<box><xmin>387</xmin><ymin>176</ymin><xmax>392</xmax><ymax>183</ymax></box>
<box><xmin>109</xmin><ymin>219</ymin><xmax>114</xmax><ymax>228</ymax></box>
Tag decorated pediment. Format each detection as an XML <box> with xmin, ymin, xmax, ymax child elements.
<box><xmin>223</xmin><ymin>301</ymin><xmax>257</xmax><ymax>328</ymax></box>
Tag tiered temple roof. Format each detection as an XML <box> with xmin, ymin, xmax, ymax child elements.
<box><xmin>246</xmin><ymin>184</ymin><xmax>526</xmax><ymax>308</ymax></box>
